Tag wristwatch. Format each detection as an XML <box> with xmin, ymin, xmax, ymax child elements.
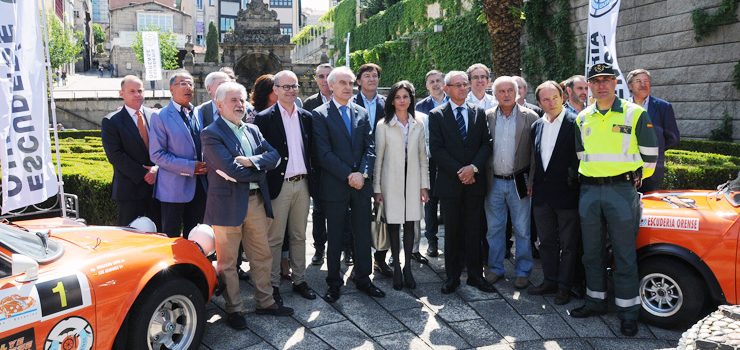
<box><xmin>471</xmin><ymin>165</ymin><xmax>479</xmax><ymax>173</ymax></box>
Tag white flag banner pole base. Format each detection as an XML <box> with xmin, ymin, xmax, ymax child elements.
<box><xmin>0</xmin><ymin>0</ymin><xmax>60</xmax><ymax>214</ymax></box>
<box><xmin>586</xmin><ymin>0</ymin><xmax>631</xmax><ymax>100</ymax></box>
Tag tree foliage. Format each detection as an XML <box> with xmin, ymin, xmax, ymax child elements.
<box><xmin>47</xmin><ymin>13</ymin><xmax>83</xmax><ymax>70</ymax></box>
<box><xmin>482</xmin><ymin>0</ymin><xmax>523</xmax><ymax>77</ymax></box>
<box><xmin>131</xmin><ymin>28</ymin><xmax>179</xmax><ymax>70</ymax></box>
<box><xmin>205</xmin><ymin>22</ymin><xmax>219</xmax><ymax>63</ymax></box>
<box><xmin>92</xmin><ymin>23</ymin><xmax>106</xmax><ymax>45</ymax></box>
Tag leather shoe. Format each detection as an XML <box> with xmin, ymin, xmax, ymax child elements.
<box><xmin>441</xmin><ymin>280</ymin><xmax>460</xmax><ymax>294</ymax></box>
<box><xmin>226</xmin><ymin>312</ymin><xmax>247</xmax><ymax>330</ymax></box>
<box><xmin>527</xmin><ymin>283</ymin><xmax>558</xmax><ymax>296</ymax></box>
<box><xmin>411</xmin><ymin>252</ymin><xmax>429</xmax><ymax>264</ymax></box>
<box><xmin>554</xmin><ymin>289</ymin><xmax>570</xmax><ymax>305</ymax></box>
<box><xmin>272</xmin><ymin>287</ymin><xmax>283</xmax><ymax>306</ymax></box>
<box><xmin>569</xmin><ymin>305</ymin><xmax>607</xmax><ymax>318</ymax></box>
<box><xmin>514</xmin><ymin>276</ymin><xmax>529</xmax><ymax>289</ymax></box>
<box><xmin>620</xmin><ymin>320</ymin><xmax>638</xmax><ymax>337</ymax></box>
<box><xmin>343</xmin><ymin>251</ymin><xmax>354</xmax><ymax>266</ymax></box>
<box><xmin>467</xmin><ymin>278</ymin><xmax>496</xmax><ymax>293</ymax></box>
<box><xmin>485</xmin><ymin>271</ymin><xmax>502</xmax><ymax>284</ymax></box>
<box><xmin>237</xmin><ymin>268</ymin><xmax>250</xmax><ymax>281</ymax></box>
<box><xmin>426</xmin><ymin>241</ymin><xmax>439</xmax><ymax>257</ymax></box>
<box><xmin>374</xmin><ymin>260</ymin><xmax>393</xmax><ymax>277</ymax></box>
<box><xmin>255</xmin><ymin>303</ymin><xmax>294</xmax><ymax>316</ymax></box>
<box><xmin>311</xmin><ymin>250</ymin><xmax>324</xmax><ymax>266</ymax></box>
<box><xmin>357</xmin><ymin>283</ymin><xmax>385</xmax><ymax>298</ymax></box>
<box><xmin>292</xmin><ymin>282</ymin><xmax>316</xmax><ymax>300</ymax></box>
<box><xmin>324</xmin><ymin>286</ymin><xmax>341</xmax><ymax>303</ymax></box>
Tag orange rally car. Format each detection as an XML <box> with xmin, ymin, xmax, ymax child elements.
<box><xmin>637</xmin><ymin>175</ymin><xmax>740</xmax><ymax>328</ymax></box>
<box><xmin>0</xmin><ymin>217</ymin><xmax>217</xmax><ymax>349</ymax></box>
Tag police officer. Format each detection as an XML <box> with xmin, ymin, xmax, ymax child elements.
<box><xmin>568</xmin><ymin>64</ymin><xmax>658</xmax><ymax>337</ymax></box>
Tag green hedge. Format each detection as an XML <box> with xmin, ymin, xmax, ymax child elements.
<box><xmin>664</xmin><ymin>149</ymin><xmax>740</xmax><ymax>190</ymax></box>
<box><xmin>674</xmin><ymin>139</ymin><xmax>740</xmax><ymax>157</ymax></box>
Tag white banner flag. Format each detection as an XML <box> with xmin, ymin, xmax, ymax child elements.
<box><xmin>0</xmin><ymin>0</ymin><xmax>59</xmax><ymax>213</ymax></box>
<box><xmin>586</xmin><ymin>0</ymin><xmax>631</xmax><ymax>99</ymax></box>
<box><xmin>142</xmin><ymin>31</ymin><xmax>162</xmax><ymax>81</ymax></box>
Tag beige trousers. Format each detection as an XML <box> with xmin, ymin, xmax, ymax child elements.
<box><xmin>214</xmin><ymin>194</ymin><xmax>274</xmax><ymax>312</ymax></box>
<box><xmin>266</xmin><ymin>178</ymin><xmax>310</xmax><ymax>286</ymax></box>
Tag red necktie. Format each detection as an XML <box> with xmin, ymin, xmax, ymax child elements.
<box><xmin>136</xmin><ymin>110</ymin><xmax>149</xmax><ymax>149</ymax></box>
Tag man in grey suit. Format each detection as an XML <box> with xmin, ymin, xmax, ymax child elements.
<box><xmin>196</xmin><ymin>71</ymin><xmax>231</xmax><ymax>128</ymax></box>
<box><xmin>484</xmin><ymin>76</ymin><xmax>539</xmax><ymax>289</ymax></box>
<box><xmin>201</xmin><ymin>82</ymin><xmax>293</xmax><ymax>330</ymax></box>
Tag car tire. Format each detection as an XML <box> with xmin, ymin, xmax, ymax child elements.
<box><xmin>639</xmin><ymin>258</ymin><xmax>706</xmax><ymax>329</ymax></box>
<box><xmin>126</xmin><ymin>278</ymin><xmax>205</xmax><ymax>350</ymax></box>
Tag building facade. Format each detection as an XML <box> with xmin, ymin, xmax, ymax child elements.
<box><xmin>91</xmin><ymin>0</ymin><xmax>109</xmax><ymax>24</ymax></box>
<box><xmin>219</xmin><ymin>0</ymin><xmax>300</xmax><ymax>41</ymax></box>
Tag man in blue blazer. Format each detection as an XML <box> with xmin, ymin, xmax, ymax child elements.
<box><xmin>527</xmin><ymin>81</ymin><xmax>581</xmax><ymax>305</ymax></box>
<box><xmin>201</xmin><ymin>82</ymin><xmax>291</xmax><ymax>329</ymax></box>
<box><xmin>627</xmin><ymin>69</ymin><xmax>680</xmax><ymax>192</ymax></box>
<box><xmin>149</xmin><ymin>71</ymin><xmax>208</xmax><ymax>238</ymax></box>
<box><xmin>313</xmin><ymin>66</ymin><xmax>385</xmax><ymax>302</ymax></box>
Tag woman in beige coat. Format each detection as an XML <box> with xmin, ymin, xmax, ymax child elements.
<box><xmin>373</xmin><ymin>80</ymin><xmax>430</xmax><ymax>290</ymax></box>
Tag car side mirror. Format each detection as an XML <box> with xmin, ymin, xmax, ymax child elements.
<box><xmin>12</xmin><ymin>254</ymin><xmax>38</xmax><ymax>282</ymax></box>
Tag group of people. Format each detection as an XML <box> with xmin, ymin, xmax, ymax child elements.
<box><xmin>101</xmin><ymin>60</ymin><xmax>680</xmax><ymax>335</ymax></box>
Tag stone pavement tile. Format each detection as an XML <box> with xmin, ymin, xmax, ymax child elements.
<box><xmin>409</xmin><ymin>264</ymin><xmax>445</xmax><ymax>284</ymax></box>
<box><xmin>240</xmin><ymin>341</ymin><xmax>277</xmax><ymax>350</ymax></box>
<box><xmin>546</xmin><ymin>299</ymin><xmax>616</xmax><ymax>338</ymax></box>
<box><xmin>447</xmin><ymin>318</ymin><xmax>506</xmax><ymax>347</ymax></box>
<box><xmin>513</xmin><ymin>339</ymin><xmax>594</xmax><ymax>349</ymax></box>
<box><xmin>369</xmin><ymin>277</ymin><xmax>426</xmax><ymax>312</ymax></box>
<box><xmin>522</xmin><ymin>313</ymin><xmax>578</xmax><ymax>339</ymax></box>
<box><xmin>311</xmin><ymin>320</ymin><xmax>380</xmax><ymax>349</ymax></box>
<box><xmin>647</xmin><ymin>325</ymin><xmax>682</xmax><ymax>343</ymax></box>
<box><xmin>201</xmin><ymin>308</ymin><xmax>263</xmax><ymax>349</ymax></box>
<box><xmin>470</xmin><ymin>299</ymin><xmax>541</xmax><ymax>343</ymax></box>
<box><xmin>333</xmin><ymin>293</ymin><xmax>404</xmax><ymax>337</ymax></box>
<box><xmin>495</xmin><ymin>281</ymin><xmax>555</xmax><ymax>315</ymax></box>
<box><xmin>456</xmin><ymin>283</ymin><xmax>502</xmax><ymax>302</ymax></box>
<box><xmin>280</xmin><ymin>292</ymin><xmax>347</xmax><ymax>328</ymax></box>
<box><xmin>374</xmin><ymin>330</ymin><xmax>434</xmax><ymax>350</ymax></box>
<box><xmin>243</xmin><ymin>314</ymin><xmax>329</xmax><ymax>349</ymax></box>
<box><xmin>587</xmin><ymin>338</ymin><xmax>674</xmax><ymax>349</ymax></box>
<box><xmin>412</xmin><ymin>283</ymin><xmax>482</xmax><ymax>322</ymax></box>
<box><xmin>209</xmin><ymin>281</ymin><xmax>257</xmax><ymax>312</ymax></box>
<box><xmin>391</xmin><ymin>306</ymin><xmax>470</xmax><ymax>349</ymax></box>
<box><xmin>475</xmin><ymin>343</ymin><xmax>513</xmax><ymax>350</ymax></box>
<box><xmin>601</xmin><ymin>314</ymin><xmax>656</xmax><ymax>339</ymax></box>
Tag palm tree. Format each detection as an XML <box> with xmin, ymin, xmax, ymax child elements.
<box><xmin>482</xmin><ymin>0</ymin><xmax>523</xmax><ymax>77</ymax></box>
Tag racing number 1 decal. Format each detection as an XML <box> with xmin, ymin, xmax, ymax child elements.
<box><xmin>36</xmin><ymin>275</ymin><xmax>84</xmax><ymax>318</ymax></box>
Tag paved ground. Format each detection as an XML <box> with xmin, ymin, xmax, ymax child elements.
<box><xmin>199</xmin><ymin>213</ymin><xmax>684</xmax><ymax>350</ymax></box>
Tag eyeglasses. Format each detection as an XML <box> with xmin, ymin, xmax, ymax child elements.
<box><xmin>470</xmin><ymin>75</ymin><xmax>489</xmax><ymax>81</ymax></box>
<box><xmin>176</xmin><ymin>81</ymin><xmax>194</xmax><ymax>87</ymax></box>
<box><xmin>446</xmin><ymin>82</ymin><xmax>469</xmax><ymax>88</ymax></box>
<box><xmin>275</xmin><ymin>84</ymin><xmax>300</xmax><ymax>91</ymax></box>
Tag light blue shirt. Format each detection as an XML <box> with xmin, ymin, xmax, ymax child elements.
<box><xmin>210</xmin><ymin>101</ymin><xmax>220</xmax><ymax>121</ymax></box>
<box><xmin>431</xmin><ymin>94</ymin><xmax>448</xmax><ymax>108</ymax></box>
<box><xmin>448</xmin><ymin>100</ymin><xmax>469</xmax><ymax>130</ymax></box>
<box><xmin>493</xmin><ymin>105</ymin><xmax>518</xmax><ymax>176</ymax></box>
<box><xmin>361</xmin><ymin>92</ymin><xmax>378</xmax><ymax>127</ymax></box>
<box><xmin>224</xmin><ymin>118</ymin><xmax>259</xmax><ymax>189</ymax></box>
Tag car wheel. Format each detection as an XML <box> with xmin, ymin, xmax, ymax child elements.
<box><xmin>127</xmin><ymin>278</ymin><xmax>205</xmax><ymax>350</ymax></box>
<box><xmin>639</xmin><ymin>258</ymin><xmax>706</xmax><ymax>328</ymax></box>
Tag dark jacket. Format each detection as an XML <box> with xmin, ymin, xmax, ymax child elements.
<box><xmin>352</xmin><ymin>92</ymin><xmax>385</xmax><ymax>134</ymax></box>
<box><xmin>303</xmin><ymin>93</ymin><xmax>328</xmax><ymax>112</ymax></box>
<box><xmin>530</xmin><ymin>110</ymin><xmax>580</xmax><ymax>209</ymax></box>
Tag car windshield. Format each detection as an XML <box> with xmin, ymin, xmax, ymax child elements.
<box><xmin>720</xmin><ymin>172</ymin><xmax>740</xmax><ymax>207</ymax></box>
<box><xmin>0</xmin><ymin>222</ymin><xmax>64</xmax><ymax>263</ymax></box>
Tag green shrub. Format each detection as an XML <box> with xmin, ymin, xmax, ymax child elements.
<box><xmin>53</xmin><ymin>130</ymin><xmax>102</xmax><ymax>139</ymax></box>
<box><xmin>664</xmin><ymin>150</ymin><xmax>740</xmax><ymax>190</ymax></box>
<box><xmin>673</xmin><ymin>139</ymin><xmax>740</xmax><ymax>157</ymax></box>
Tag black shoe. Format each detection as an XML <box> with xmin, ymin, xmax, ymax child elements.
<box><xmin>532</xmin><ymin>245</ymin><xmax>540</xmax><ymax>260</ymax></box>
<box><xmin>374</xmin><ymin>259</ymin><xmax>393</xmax><ymax>277</ymax></box>
<box><xmin>441</xmin><ymin>280</ymin><xmax>460</xmax><ymax>294</ymax></box>
<box><xmin>292</xmin><ymin>282</ymin><xmax>317</xmax><ymax>300</ymax></box>
<box><xmin>403</xmin><ymin>266</ymin><xmax>416</xmax><ymax>289</ymax></box>
<box><xmin>467</xmin><ymin>278</ymin><xmax>496</xmax><ymax>293</ymax></box>
<box><xmin>554</xmin><ymin>289</ymin><xmax>571</xmax><ymax>305</ymax></box>
<box><xmin>324</xmin><ymin>286</ymin><xmax>341</xmax><ymax>303</ymax></box>
<box><xmin>620</xmin><ymin>320</ymin><xmax>638</xmax><ymax>337</ymax></box>
<box><xmin>255</xmin><ymin>303</ymin><xmax>294</xmax><ymax>316</ymax></box>
<box><xmin>357</xmin><ymin>283</ymin><xmax>385</xmax><ymax>298</ymax></box>
<box><xmin>426</xmin><ymin>241</ymin><xmax>439</xmax><ymax>257</ymax></box>
<box><xmin>569</xmin><ymin>305</ymin><xmax>607</xmax><ymax>318</ymax></box>
<box><xmin>237</xmin><ymin>268</ymin><xmax>250</xmax><ymax>281</ymax></box>
<box><xmin>343</xmin><ymin>251</ymin><xmax>354</xmax><ymax>266</ymax></box>
<box><xmin>411</xmin><ymin>252</ymin><xmax>429</xmax><ymax>264</ymax></box>
<box><xmin>226</xmin><ymin>312</ymin><xmax>247</xmax><ymax>330</ymax></box>
<box><xmin>311</xmin><ymin>250</ymin><xmax>324</xmax><ymax>266</ymax></box>
<box><xmin>272</xmin><ymin>287</ymin><xmax>283</xmax><ymax>306</ymax></box>
<box><xmin>527</xmin><ymin>283</ymin><xmax>558</xmax><ymax>296</ymax></box>
<box><xmin>392</xmin><ymin>264</ymin><xmax>403</xmax><ymax>290</ymax></box>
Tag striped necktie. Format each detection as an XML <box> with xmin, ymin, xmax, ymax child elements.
<box><xmin>455</xmin><ymin>106</ymin><xmax>467</xmax><ymax>140</ymax></box>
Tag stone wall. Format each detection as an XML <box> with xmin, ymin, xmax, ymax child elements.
<box><xmin>54</xmin><ymin>97</ymin><xmax>171</xmax><ymax>130</ymax></box>
<box><xmin>568</xmin><ymin>0</ymin><xmax>739</xmax><ymax>141</ymax></box>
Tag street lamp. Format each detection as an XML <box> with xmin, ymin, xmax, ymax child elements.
<box><xmin>320</xmin><ymin>36</ymin><xmax>328</xmax><ymax>64</ymax></box>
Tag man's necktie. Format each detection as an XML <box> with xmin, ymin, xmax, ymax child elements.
<box><xmin>455</xmin><ymin>106</ymin><xmax>467</xmax><ymax>140</ymax></box>
<box><xmin>340</xmin><ymin>105</ymin><xmax>352</xmax><ymax>136</ymax></box>
<box><xmin>180</xmin><ymin>107</ymin><xmax>202</xmax><ymax>161</ymax></box>
<box><xmin>136</xmin><ymin>110</ymin><xmax>149</xmax><ymax>149</ymax></box>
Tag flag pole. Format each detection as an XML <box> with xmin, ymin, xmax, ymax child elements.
<box><xmin>39</xmin><ymin>0</ymin><xmax>67</xmax><ymax>217</ymax></box>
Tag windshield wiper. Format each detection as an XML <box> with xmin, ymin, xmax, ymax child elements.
<box><xmin>35</xmin><ymin>231</ymin><xmax>49</xmax><ymax>254</ymax></box>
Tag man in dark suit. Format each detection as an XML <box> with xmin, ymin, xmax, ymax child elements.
<box><xmin>428</xmin><ymin>71</ymin><xmax>495</xmax><ymax>294</ymax></box>
<box><xmin>149</xmin><ymin>71</ymin><xmax>207</xmax><ymax>238</ymax></box>
<box><xmin>514</xmin><ymin>76</ymin><xmax>544</xmax><ymax>117</ymax></box>
<box><xmin>527</xmin><ymin>81</ymin><xmax>580</xmax><ymax>305</ymax></box>
<box><xmin>312</xmin><ymin>66</ymin><xmax>385</xmax><ymax>302</ymax></box>
<box><xmin>196</xmin><ymin>71</ymin><xmax>231</xmax><ymax>128</ymax></box>
<box><xmin>101</xmin><ymin>75</ymin><xmax>161</xmax><ymax>228</ymax></box>
<box><xmin>254</xmin><ymin>70</ymin><xmax>317</xmax><ymax>303</ymax></box>
<box><xmin>627</xmin><ymin>69</ymin><xmax>680</xmax><ymax>193</ymax></box>
<box><xmin>416</xmin><ymin>70</ymin><xmax>447</xmax><ymax>258</ymax></box>
<box><xmin>202</xmin><ymin>82</ymin><xmax>292</xmax><ymax>329</ymax></box>
<box><xmin>302</xmin><ymin>63</ymin><xmax>339</xmax><ymax>267</ymax></box>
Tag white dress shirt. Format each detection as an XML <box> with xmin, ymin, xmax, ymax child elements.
<box><xmin>540</xmin><ymin>109</ymin><xmax>565</xmax><ymax>171</ymax></box>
